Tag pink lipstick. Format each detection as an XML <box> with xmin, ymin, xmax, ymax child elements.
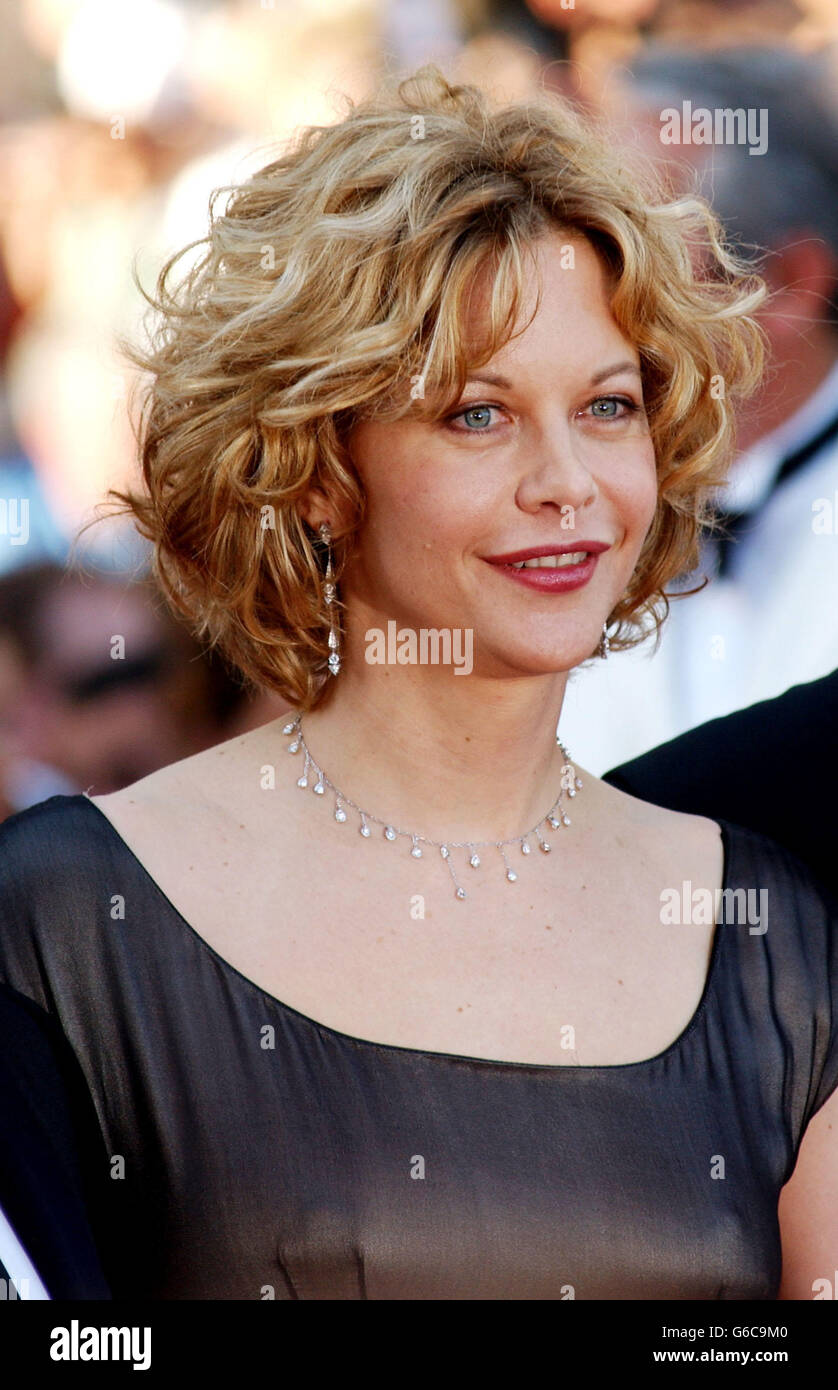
<box><xmin>481</xmin><ymin>540</ymin><xmax>610</xmax><ymax>594</ymax></box>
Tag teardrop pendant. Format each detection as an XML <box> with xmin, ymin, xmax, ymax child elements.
<box><xmin>284</xmin><ymin>716</ymin><xmax>582</xmax><ymax>902</ymax></box>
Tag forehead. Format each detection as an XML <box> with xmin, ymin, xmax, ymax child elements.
<box><xmin>463</xmin><ymin>231</ymin><xmax>632</xmax><ymax>369</ymax></box>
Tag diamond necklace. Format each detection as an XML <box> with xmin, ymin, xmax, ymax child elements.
<box><xmin>281</xmin><ymin>712</ymin><xmax>583</xmax><ymax>900</ymax></box>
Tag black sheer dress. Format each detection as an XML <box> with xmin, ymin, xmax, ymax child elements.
<box><xmin>0</xmin><ymin>794</ymin><xmax>836</xmax><ymax>1299</ymax></box>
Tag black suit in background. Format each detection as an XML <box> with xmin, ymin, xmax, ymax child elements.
<box><xmin>0</xmin><ymin>982</ymin><xmax>112</xmax><ymax>1299</ymax></box>
<box><xmin>603</xmin><ymin>668</ymin><xmax>838</xmax><ymax>906</ymax></box>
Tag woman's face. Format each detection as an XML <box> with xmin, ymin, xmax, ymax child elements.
<box><xmin>340</xmin><ymin>229</ymin><xmax>658</xmax><ymax>680</ymax></box>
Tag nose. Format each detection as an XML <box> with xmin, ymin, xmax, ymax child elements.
<box><xmin>513</xmin><ymin>420</ymin><xmax>598</xmax><ymax>518</ymax></box>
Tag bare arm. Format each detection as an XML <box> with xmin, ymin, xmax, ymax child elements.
<box><xmin>777</xmin><ymin>1083</ymin><xmax>838</xmax><ymax>1299</ymax></box>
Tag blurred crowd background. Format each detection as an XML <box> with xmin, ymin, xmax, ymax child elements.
<box><xmin>1</xmin><ymin>0</ymin><xmax>838</xmax><ymax>816</ymax></box>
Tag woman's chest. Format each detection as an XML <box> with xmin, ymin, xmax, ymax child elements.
<box><xmin>135</xmin><ymin>819</ymin><xmax>720</xmax><ymax>1068</ymax></box>
<box><xmin>101</xmin><ymin>1032</ymin><xmax>784</xmax><ymax>1300</ymax></box>
<box><xmin>90</xmin><ymin>778</ymin><xmax>724</xmax><ymax>1068</ymax></box>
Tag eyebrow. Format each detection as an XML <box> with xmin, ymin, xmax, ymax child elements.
<box><xmin>465</xmin><ymin>362</ymin><xmax>642</xmax><ymax>389</ymax></box>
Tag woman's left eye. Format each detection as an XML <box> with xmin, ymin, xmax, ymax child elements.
<box><xmin>585</xmin><ymin>395</ymin><xmax>640</xmax><ymax>421</ymax></box>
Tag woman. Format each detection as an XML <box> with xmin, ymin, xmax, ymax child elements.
<box><xmin>0</xmin><ymin>66</ymin><xmax>836</xmax><ymax>1300</ymax></box>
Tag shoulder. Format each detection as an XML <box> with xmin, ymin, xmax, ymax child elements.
<box><xmin>696</xmin><ymin>812</ymin><xmax>838</xmax><ymax>1141</ymax></box>
<box><xmin>87</xmin><ymin>712</ymin><xmax>293</xmax><ymax>817</ymax></box>
<box><xmin>0</xmin><ymin>794</ymin><xmax>117</xmax><ymax>1013</ymax></box>
<box><xmin>587</xmin><ymin>769</ymin><xmax>725</xmax><ymax>884</ymax></box>
<box><xmin>0</xmin><ymin>789</ymin><xmax>123</xmax><ymax>893</ymax></box>
<box><xmin>0</xmin><ymin>793</ymin><xmax>106</xmax><ymax>888</ymax></box>
<box><xmin>592</xmin><ymin>767</ymin><xmax>836</xmax><ymax>905</ymax></box>
<box><xmin>85</xmin><ymin>713</ymin><xmax>297</xmax><ymax>861</ymax></box>
<box><xmin>593</xmin><ymin>777</ymin><xmax>838</xmax><ymax>1015</ymax></box>
<box><xmin>607</xmin><ymin>791</ymin><xmax>838</xmax><ymax>1156</ymax></box>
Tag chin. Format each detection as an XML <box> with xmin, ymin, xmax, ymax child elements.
<box><xmin>476</xmin><ymin>640</ymin><xmax>591</xmax><ymax>680</ymax></box>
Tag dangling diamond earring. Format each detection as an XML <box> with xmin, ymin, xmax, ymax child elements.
<box><xmin>318</xmin><ymin>521</ymin><xmax>341</xmax><ymax>676</ymax></box>
<box><xmin>597</xmin><ymin>622</ymin><xmax>610</xmax><ymax>659</ymax></box>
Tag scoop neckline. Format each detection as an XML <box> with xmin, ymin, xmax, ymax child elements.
<box><xmin>74</xmin><ymin>791</ymin><xmax>732</xmax><ymax>1074</ymax></box>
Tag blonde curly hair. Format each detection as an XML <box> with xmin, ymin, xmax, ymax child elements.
<box><xmin>87</xmin><ymin>64</ymin><xmax>767</xmax><ymax>712</ymax></box>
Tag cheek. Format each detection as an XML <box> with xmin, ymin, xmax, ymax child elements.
<box><xmin>363</xmin><ymin>480</ymin><xmax>460</xmax><ymax>580</ymax></box>
<box><xmin>378</xmin><ymin>471</ymin><xmax>478</xmax><ymax>553</ymax></box>
<box><xmin>613</xmin><ymin>445</ymin><xmax>658</xmax><ymax>531</ymax></box>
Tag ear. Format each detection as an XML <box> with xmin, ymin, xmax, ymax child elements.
<box><xmin>298</xmin><ymin>488</ymin><xmax>344</xmax><ymax>536</ymax></box>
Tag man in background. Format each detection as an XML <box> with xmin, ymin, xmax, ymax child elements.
<box><xmin>561</xmin><ymin>45</ymin><xmax>838</xmax><ymax>773</ymax></box>
<box><xmin>604</xmin><ymin>666</ymin><xmax>838</xmax><ymax>906</ymax></box>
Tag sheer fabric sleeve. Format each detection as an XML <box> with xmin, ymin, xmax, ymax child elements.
<box><xmin>0</xmin><ymin>797</ymin><xmax>121</xmax><ymax>1296</ymax></box>
<box><xmin>0</xmin><ymin>796</ymin><xmax>118</xmax><ymax>1047</ymax></box>
<box><xmin>800</xmin><ymin>864</ymin><xmax>838</xmax><ymax>1127</ymax></box>
<box><xmin>758</xmin><ymin>828</ymin><xmax>838</xmax><ymax>1142</ymax></box>
<box><xmin>0</xmin><ymin>799</ymin><xmax>80</xmax><ymax>1015</ymax></box>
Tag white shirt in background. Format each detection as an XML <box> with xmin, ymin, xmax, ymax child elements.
<box><xmin>559</xmin><ymin>360</ymin><xmax>838</xmax><ymax>774</ymax></box>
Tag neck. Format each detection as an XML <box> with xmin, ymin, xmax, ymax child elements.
<box><xmin>285</xmin><ymin>661</ymin><xmax>574</xmax><ymax>845</ymax></box>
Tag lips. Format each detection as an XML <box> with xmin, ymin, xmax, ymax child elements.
<box><xmin>482</xmin><ymin>540</ymin><xmax>611</xmax><ymax>565</ymax></box>
<box><xmin>482</xmin><ymin>541</ymin><xmax>608</xmax><ymax>594</ymax></box>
